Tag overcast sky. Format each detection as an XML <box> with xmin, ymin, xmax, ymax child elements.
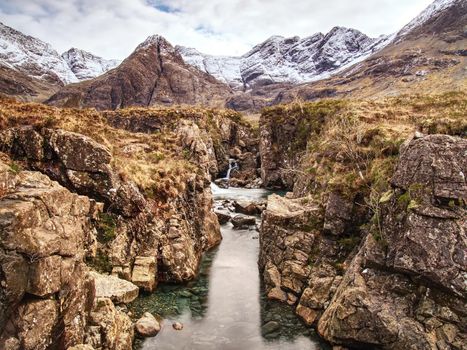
<box><xmin>0</xmin><ymin>0</ymin><xmax>434</xmax><ymax>59</ymax></box>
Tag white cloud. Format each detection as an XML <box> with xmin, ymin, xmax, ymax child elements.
<box><xmin>0</xmin><ymin>0</ymin><xmax>434</xmax><ymax>60</ymax></box>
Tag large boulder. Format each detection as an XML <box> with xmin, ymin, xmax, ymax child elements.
<box><xmin>135</xmin><ymin>312</ymin><xmax>161</xmax><ymax>337</ymax></box>
<box><xmin>90</xmin><ymin>271</ymin><xmax>139</xmax><ymax>304</ymax></box>
<box><xmin>318</xmin><ymin>135</ymin><xmax>467</xmax><ymax>349</ymax></box>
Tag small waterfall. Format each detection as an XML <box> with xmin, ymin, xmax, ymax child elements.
<box><xmin>225</xmin><ymin>159</ymin><xmax>239</xmax><ymax>179</ymax></box>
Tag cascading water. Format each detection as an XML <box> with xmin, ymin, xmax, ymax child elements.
<box><xmin>225</xmin><ymin>158</ymin><xmax>239</xmax><ymax>179</ymax></box>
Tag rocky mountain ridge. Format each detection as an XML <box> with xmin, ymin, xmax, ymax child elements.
<box><xmin>177</xmin><ymin>27</ymin><xmax>392</xmax><ymax>90</ymax></box>
<box><xmin>61</xmin><ymin>48</ymin><xmax>121</xmax><ymax>81</ymax></box>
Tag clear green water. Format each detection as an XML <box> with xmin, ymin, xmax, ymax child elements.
<box><xmin>129</xmin><ymin>185</ymin><xmax>328</xmax><ymax>350</ymax></box>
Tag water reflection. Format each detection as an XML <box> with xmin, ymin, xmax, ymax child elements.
<box><xmin>130</xmin><ymin>186</ymin><xmax>328</xmax><ymax>350</ymax></box>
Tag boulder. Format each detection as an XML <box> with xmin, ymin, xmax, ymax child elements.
<box><xmin>135</xmin><ymin>312</ymin><xmax>161</xmax><ymax>337</ymax></box>
<box><xmin>172</xmin><ymin>322</ymin><xmax>183</xmax><ymax>331</ymax></box>
<box><xmin>234</xmin><ymin>200</ymin><xmax>261</xmax><ymax>215</ymax></box>
<box><xmin>231</xmin><ymin>215</ymin><xmax>256</xmax><ymax>229</ymax></box>
<box><xmin>214</xmin><ymin>209</ymin><xmax>231</xmax><ymax>224</ymax></box>
<box><xmin>90</xmin><ymin>272</ymin><xmax>139</xmax><ymax>304</ymax></box>
<box><xmin>131</xmin><ymin>256</ymin><xmax>157</xmax><ymax>292</ymax></box>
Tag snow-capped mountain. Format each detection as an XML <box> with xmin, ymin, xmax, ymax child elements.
<box><xmin>0</xmin><ymin>22</ymin><xmax>78</xmax><ymax>85</ymax></box>
<box><xmin>0</xmin><ymin>22</ymin><xmax>119</xmax><ymax>87</ymax></box>
<box><xmin>61</xmin><ymin>48</ymin><xmax>120</xmax><ymax>81</ymax></box>
<box><xmin>397</xmin><ymin>0</ymin><xmax>459</xmax><ymax>38</ymax></box>
<box><xmin>177</xmin><ymin>27</ymin><xmax>392</xmax><ymax>90</ymax></box>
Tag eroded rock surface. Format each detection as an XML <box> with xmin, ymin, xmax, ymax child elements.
<box><xmin>318</xmin><ymin>135</ymin><xmax>467</xmax><ymax>349</ymax></box>
<box><xmin>0</xmin><ymin>155</ymin><xmax>100</xmax><ymax>349</ymax></box>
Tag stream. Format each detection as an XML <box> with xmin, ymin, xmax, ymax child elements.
<box><xmin>130</xmin><ymin>184</ymin><xmax>328</xmax><ymax>350</ymax></box>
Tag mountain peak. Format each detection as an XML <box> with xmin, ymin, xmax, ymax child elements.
<box><xmin>61</xmin><ymin>48</ymin><xmax>120</xmax><ymax>81</ymax></box>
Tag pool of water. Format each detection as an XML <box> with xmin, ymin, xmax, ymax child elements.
<box><xmin>129</xmin><ymin>185</ymin><xmax>328</xmax><ymax>350</ymax></box>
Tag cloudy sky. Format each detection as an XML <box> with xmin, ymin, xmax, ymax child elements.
<box><xmin>0</xmin><ymin>0</ymin><xmax>434</xmax><ymax>59</ymax></box>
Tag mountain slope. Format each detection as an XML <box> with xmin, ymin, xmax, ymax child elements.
<box><xmin>177</xmin><ymin>27</ymin><xmax>392</xmax><ymax>90</ymax></box>
<box><xmin>62</xmin><ymin>48</ymin><xmax>121</xmax><ymax>81</ymax></box>
<box><xmin>47</xmin><ymin>35</ymin><xmax>233</xmax><ymax>110</ymax></box>
<box><xmin>243</xmin><ymin>0</ymin><xmax>466</xmax><ymax>109</ymax></box>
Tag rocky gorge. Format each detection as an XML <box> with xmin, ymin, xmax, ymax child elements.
<box><xmin>0</xmin><ymin>91</ymin><xmax>465</xmax><ymax>350</ymax></box>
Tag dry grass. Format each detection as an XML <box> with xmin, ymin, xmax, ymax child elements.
<box><xmin>263</xmin><ymin>91</ymin><xmax>466</xmax><ymax>200</ymax></box>
<box><xmin>0</xmin><ymin>97</ymin><xmax>247</xmax><ymax>201</ymax></box>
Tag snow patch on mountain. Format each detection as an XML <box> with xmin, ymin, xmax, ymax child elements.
<box><xmin>178</xmin><ymin>27</ymin><xmax>392</xmax><ymax>89</ymax></box>
<box><xmin>0</xmin><ymin>22</ymin><xmax>78</xmax><ymax>84</ymax></box>
<box><xmin>397</xmin><ymin>0</ymin><xmax>459</xmax><ymax>37</ymax></box>
<box><xmin>62</xmin><ymin>48</ymin><xmax>120</xmax><ymax>81</ymax></box>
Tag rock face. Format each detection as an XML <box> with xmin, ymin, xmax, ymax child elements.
<box><xmin>86</xmin><ymin>297</ymin><xmax>133</xmax><ymax>350</ymax></box>
<box><xmin>318</xmin><ymin>135</ymin><xmax>467</xmax><ymax>349</ymax></box>
<box><xmin>131</xmin><ymin>256</ymin><xmax>157</xmax><ymax>292</ymax></box>
<box><xmin>46</xmin><ymin>35</ymin><xmax>232</xmax><ymax>110</ymax></box>
<box><xmin>259</xmin><ymin>195</ymin><xmax>321</xmax><ymax>301</ymax></box>
<box><xmin>0</xmin><ymin>155</ymin><xmax>99</xmax><ymax>349</ymax></box>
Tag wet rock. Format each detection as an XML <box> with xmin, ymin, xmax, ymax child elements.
<box><xmin>214</xmin><ymin>210</ymin><xmax>231</xmax><ymax>224</ymax></box>
<box><xmin>91</xmin><ymin>271</ymin><xmax>139</xmax><ymax>304</ymax></box>
<box><xmin>234</xmin><ymin>200</ymin><xmax>262</xmax><ymax>215</ymax></box>
<box><xmin>262</xmin><ymin>321</ymin><xmax>281</xmax><ymax>335</ymax></box>
<box><xmin>172</xmin><ymin>322</ymin><xmax>184</xmax><ymax>330</ymax></box>
<box><xmin>131</xmin><ymin>256</ymin><xmax>157</xmax><ymax>292</ymax></box>
<box><xmin>214</xmin><ymin>178</ymin><xmax>229</xmax><ymax>188</ymax></box>
<box><xmin>231</xmin><ymin>215</ymin><xmax>256</xmax><ymax>229</ymax></box>
<box><xmin>135</xmin><ymin>312</ymin><xmax>161</xmax><ymax>337</ymax></box>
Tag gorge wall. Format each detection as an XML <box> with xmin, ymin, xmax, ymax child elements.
<box><xmin>258</xmin><ymin>94</ymin><xmax>467</xmax><ymax>349</ymax></box>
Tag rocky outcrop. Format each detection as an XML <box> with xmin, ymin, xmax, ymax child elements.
<box><xmin>0</xmin><ymin>125</ymin><xmax>222</xmax><ymax>286</ymax></box>
<box><xmin>0</xmin><ymin>155</ymin><xmax>99</xmax><ymax>349</ymax></box>
<box><xmin>318</xmin><ymin>135</ymin><xmax>467</xmax><ymax>349</ymax></box>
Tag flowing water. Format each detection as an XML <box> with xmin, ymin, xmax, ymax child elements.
<box><xmin>130</xmin><ymin>184</ymin><xmax>328</xmax><ymax>350</ymax></box>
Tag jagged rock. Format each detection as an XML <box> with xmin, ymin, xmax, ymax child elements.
<box><xmin>318</xmin><ymin>134</ymin><xmax>467</xmax><ymax>349</ymax></box>
<box><xmin>86</xmin><ymin>298</ymin><xmax>133</xmax><ymax>350</ymax></box>
<box><xmin>259</xmin><ymin>195</ymin><xmax>321</xmax><ymax>296</ymax></box>
<box><xmin>135</xmin><ymin>312</ymin><xmax>161</xmax><ymax>337</ymax></box>
<box><xmin>26</xmin><ymin>255</ymin><xmax>62</xmax><ymax>297</ymax></box>
<box><xmin>90</xmin><ymin>272</ymin><xmax>139</xmax><ymax>304</ymax></box>
<box><xmin>231</xmin><ymin>215</ymin><xmax>256</xmax><ymax>229</ymax></box>
<box><xmin>131</xmin><ymin>256</ymin><xmax>157</xmax><ymax>292</ymax></box>
<box><xmin>323</xmin><ymin>192</ymin><xmax>354</xmax><ymax>236</ymax></box>
<box><xmin>14</xmin><ymin>299</ymin><xmax>58</xmax><ymax>350</ymax></box>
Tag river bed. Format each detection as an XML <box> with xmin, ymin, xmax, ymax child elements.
<box><xmin>130</xmin><ymin>184</ymin><xmax>328</xmax><ymax>350</ymax></box>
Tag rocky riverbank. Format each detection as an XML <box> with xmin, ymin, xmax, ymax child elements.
<box><xmin>258</xmin><ymin>94</ymin><xmax>466</xmax><ymax>349</ymax></box>
<box><xmin>0</xmin><ymin>98</ymin><xmax>261</xmax><ymax>349</ymax></box>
